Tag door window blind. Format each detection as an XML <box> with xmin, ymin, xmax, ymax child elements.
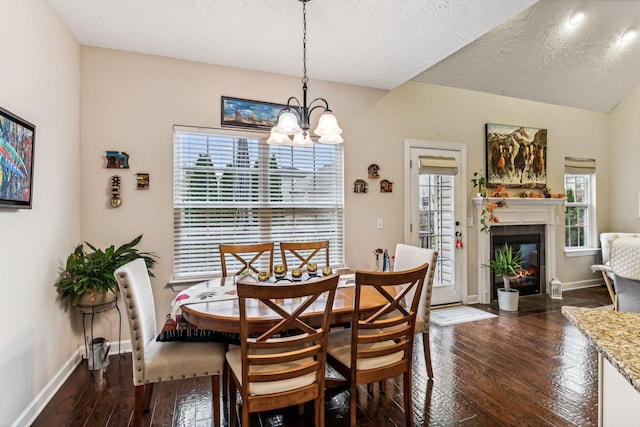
<box><xmin>173</xmin><ymin>126</ymin><xmax>344</xmax><ymax>280</ymax></box>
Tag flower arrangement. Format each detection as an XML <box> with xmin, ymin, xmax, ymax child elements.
<box><xmin>478</xmin><ymin>185</ymin><xmax>510</xmax><ymax>233</ymax></box>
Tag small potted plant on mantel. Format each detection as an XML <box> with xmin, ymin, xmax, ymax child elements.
<box><xmin>484</xmin><ymin>243</ymin><xmax>523</xmax><ymax>311</ymax></box>
<box><xmin>56</xmin><ymin>234</ymin><xmax>158</xmax><ymax>306</ymax></box>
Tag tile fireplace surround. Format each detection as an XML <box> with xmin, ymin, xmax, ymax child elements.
<box><xmin>472</xmin><ymin>197</ymin><xmax>566</xmax><ymax>304</ymax></box>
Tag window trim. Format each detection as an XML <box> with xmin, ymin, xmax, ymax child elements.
<box><xmin>563</xmin><ymin>172</ymin><xmax>597</xmax><ymax>251</ymax></box>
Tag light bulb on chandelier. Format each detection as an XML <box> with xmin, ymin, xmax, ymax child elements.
<box><xmin>268</xmin><ymin>0</ymin><xmax>343</xmax><ymax>146</ymax></box>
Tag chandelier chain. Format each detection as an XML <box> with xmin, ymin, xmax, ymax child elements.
<box><xmin>302</xmin><ymin>0</ymin><xmax>308</xmax><ymax>85</ymax></box>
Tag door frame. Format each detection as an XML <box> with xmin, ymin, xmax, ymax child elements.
<box><xmin>403</xmin><ymin>139</ymin><xmax>468</xmax><ymax>304</ymax></box>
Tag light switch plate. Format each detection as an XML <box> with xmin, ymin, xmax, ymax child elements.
<box><xmin>377</xmin><ymin>218</ymin><xmax>384</xmax><ymax>230</ymax></box>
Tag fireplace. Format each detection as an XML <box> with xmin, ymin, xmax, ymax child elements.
<box><xmin>491</xmin><ymin>226</ymin><xmax>545</xmax><ymax>299</ymax></box>
<box><xmin>472</xmin><ymin>197</ymin><xmax>565</xmax><ymax>304</ymax></box>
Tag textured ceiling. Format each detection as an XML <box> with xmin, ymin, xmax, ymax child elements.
<box><xmin>46</xmin><ymin>0</ymin><xmax>640</xmax><ymax>112</ymax></box>
<box><xmin>414</xmin><ymin>0</ymin><xmax>640</xmax><ymax>112</ymax></box>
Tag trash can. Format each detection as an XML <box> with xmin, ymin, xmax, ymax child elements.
<box><xmin>88</xmin><ymin>337</ymin><xmax>111</xmax><ymax>370</ymax></box>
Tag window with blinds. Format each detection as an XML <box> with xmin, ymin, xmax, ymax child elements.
<box><xmin>173</xmin><ymin>126</ymin><xmax>344</xmax><ymax>280</ymax></box>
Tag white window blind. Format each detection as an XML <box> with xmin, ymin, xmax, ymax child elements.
<box><xmin>173</xmin><ymin>126</ymin><xmax>344</xmax><ymax>280</ymax></box>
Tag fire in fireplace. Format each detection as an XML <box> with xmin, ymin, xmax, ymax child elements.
<box><xmin>491</xmin><ymin>232</ymin><xmax>542</xmax><ymax>300</ymax></box>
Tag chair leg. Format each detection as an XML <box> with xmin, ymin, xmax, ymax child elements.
<box><xmin>602</xmin><ymin>272</ymin><xmax>616</xmax><ymax>305</ymax></box>
<box><xmin>133</xmin><ymin>385</ymin><xmax>147</xmax><ymax>427</ymax></box>
<box><xmin>229</xmin><ymin>378</ymin><xmax>237</xmax><ymax>427</ymax></box>
<box><xmin>423</xmin><ymin>331</ymin><xmax>434</xmax><ymax>379</ymax></box>
<box><xmin>403</xmin><ymin>371</ymin><xmax>414</xmax><ymax>427</ymax></box>
<box><xmin>350</xmin><ymin>383</ymin><xmax>357</xmax><ymax>426</ymax></box>
<box><xmin>211</xmin><ymin>375</ymin><xmax>221</xmax><ymax>427</ymax></box>
<box><xmin>143</xmin><ymin>383</ymin><xmax>154</xmax><ymax>410</ymax></box>
<box><xmin>316</xmin><ymin>391</ymin><xmax>325</xmax><ymax>427</ymax></box>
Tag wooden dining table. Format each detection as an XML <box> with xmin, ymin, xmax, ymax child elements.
<box><xmin>180</xmin><ymin>272</ymin><xmax>393</xmax><ymax>335</ymax></box>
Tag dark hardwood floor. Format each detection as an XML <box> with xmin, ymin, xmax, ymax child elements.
<box><xmin>32</xmin><ymin>286</ymin><xmax>611</xmax><ymax>426</ymax></box>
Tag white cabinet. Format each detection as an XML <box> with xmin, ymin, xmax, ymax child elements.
<box><xmin>599</xmin><ymin>354</ymin><xmax>640</xmax><ymax>426</ymax></box>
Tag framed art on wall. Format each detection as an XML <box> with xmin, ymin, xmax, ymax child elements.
<box><xmin>485</xmin><ymin>123</ymin><xmax>547</xmax><ymax>189</ymax></box>
<box><xmin>221</xmin><ymin>96</ymin><xmax>286</xmax><ymax>130</ymax></box>
<box><xmin>0</xmin><ymin>106</ymin><xmax>35</xmax><ymax>208</ymax></box>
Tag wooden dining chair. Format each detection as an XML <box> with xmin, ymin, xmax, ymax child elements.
<box><xmin>220</xmin><ymin>242</ymin><xmax>274</xmax><ymax>276</ymax></box>
<box><xmin>279</xmin><ymin>240</ymin><xmax>330</xmax><ymax>272</ymax></box>
<box><xmin>114</xmin><ymin>258</ymin><xmax>225</xmax><ymax>427</ymax></box>
<box><xmin>393</xmin><ymin>243</ymin><xmax>438</xmax><ymax>378</ymax></box>
<box><xmin>225</xmin><ymin>274</ymin><xmax>340</xmax><ymax>427</ymax></box>
<box><xmin>326</xmin><ymin>263</ymin><xmax>429</xmax><ymax>427</ymax></box>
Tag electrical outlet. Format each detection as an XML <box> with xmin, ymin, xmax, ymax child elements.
<box><xmin>377</xmin><ymin>218</ymin><xmax>384</xmax><ymax>230</ymax></box>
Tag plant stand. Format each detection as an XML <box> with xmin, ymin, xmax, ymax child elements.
<box><xmin>78</xmin><ymin>296</ymin><xmax>122</xmax><ymax>370</ymax></box>
<box><xmin>497</xmin><ymin>288</ymin><xmax>519</xmax><ymax>311</ymax></box>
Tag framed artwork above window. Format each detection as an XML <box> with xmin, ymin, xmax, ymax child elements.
<box><xmin>221</xmin><ymin>96</ymin><xmax>286</xmax><ymax>131</ymax></box>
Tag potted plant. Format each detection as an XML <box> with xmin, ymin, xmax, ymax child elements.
<box><xmin>471</xmin><ymin>171</ymin><xmax>487</xmax><ymax>197</ymax></box>
<box><xmin>57</xmin><ymin>234</ymin><xmax>158</xmax><ymax>306</ymax></box>
<box><xmin>484</xmin><ymin>243</ymin><xmax>523</xmax><ymax>311</ymax></box>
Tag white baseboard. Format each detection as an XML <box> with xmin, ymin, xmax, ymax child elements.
<box><xmin>11</xmin><ymin>340</ymin><xmax>132</xmax><ymax>427</ymax></box>
<box><xmin>561</xmin><ymin>278</ymin><xmax>603</xmax><ymax>291</ymax></box>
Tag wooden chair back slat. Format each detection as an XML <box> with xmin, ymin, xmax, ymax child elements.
<box><xmin>279</xmin><ymin>240</ymin><xmax>330</xmax><ymax>272</ymax></box>
<box><xmin>219</xmin><ymin>242</ymin><xmax>274</xmax><ymax>276</ymax></box>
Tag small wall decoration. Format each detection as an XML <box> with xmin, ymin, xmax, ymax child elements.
<box><xmin>353</xmin><ymin>179</ymin><xmax>368</xmax><ymax>193</ymax></box>
<box><xmin>106</xmin><ymin>151</ymin><xmax>129</xmax><ymax>169</ymax></box>
<box><xmin>380</xmin><ymin>179</ymin><xmax>393</xmax><ymax>193</ymax></box>
<box><xmin>367</xmin><ymin>164</ymin><xmax>379</xmax><ymax>179</ymax></box>
<box><xmin>221</xmin><ymin>96</ymin><xmax>286</xmax><ymax>130</ymax></box>
<box><xmin>136</xmin><ymin>173</ymin><xmax>150</xmax><ymax>190</ymax></box>
<box><xmin>485</xmin><ymin>123</ymin><xmax>547</xmax><ymax>189</ymax></box>
<box><xmin>110</xmin><ymin>175</ymin><xmax>122</xmax><ymax>208</ymax></box>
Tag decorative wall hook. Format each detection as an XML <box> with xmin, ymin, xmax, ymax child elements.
<box><xmin>110</xmin><ymin>175</ymin><xmax>122</xmax><ymax>207</ymax></box>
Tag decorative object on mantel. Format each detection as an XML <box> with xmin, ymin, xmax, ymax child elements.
<box><xmin>380</xmin><ymin>179</ymin><xmax>392</xmax><ymax>193</ymax></box>
<box><xmin>353</xmin><ymin>179</ymin><xmax>367</xmax><ymax>193</ymax></box>
<box><xmin>110</xmin><ymin>175</ymin><xmax>122</xmax><ymax>208</ymax></box>
<box><xmin>479</xmin><ymin>197</ymin><xmax>509</xmax><ymax>233</ymax></box>
<box><xmin>368</xmin><ymin>164</ymin><xmax>379</xmax><ymax>179</ymax></box>
<box><xmin>471</xmin><ymin>170</ymin><xmax>486</xmax><ymax>197</ymax></box>
<box><xmin>267</xmin><ymin>0</ymin><xmax>343</xmax><ymax>147</ymax></box>
<box><xmin>106</xmin><ymin>151</ymin><xmax>129</xmax><ymax>169</ymax></box>
<box><xmin>485</xmin><ymin>123</ymin><xmax>547</xmax><ymax>189</ymax></box>
<box><xmin>483</xmin><ymin>243</ymin><xmax>524</xmax><ymax>311</ymax></box>
<box><xmin>136</xmin><ymin>173</ymin><xmax>149</xmax><ymax>190</ymax></box>
<box><xmin>474</xmin><ymin>184</ymin><xmax>510</xmax><ymax>233</ymax></box>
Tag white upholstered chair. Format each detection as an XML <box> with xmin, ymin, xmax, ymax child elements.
<box><xmin>609</xmin><ymin>237</ymin><xmax>640</xmax><ymax>313</ymax></box>
<box><xmin>393</xmin><ymin>243</ymin><xmax>438</xmax><ymax>378</ymax></box>
<box><xmin>591</xmin><ymin>232</ymin><xmax>640</xmax><ymax>306</ymax></box>
<box><xmin>326</xmin><ymin>264</ymin><xmax>429</xmax><ymax>426</ymax></box>
<box><xmin>114</xmin><ymin>258</ymin><xmax>225</xmax><ymax>427</ymax></box>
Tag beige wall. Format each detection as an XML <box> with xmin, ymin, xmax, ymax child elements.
<box><xmin>0</xmin><ymin>0</ymin><xmax>80</xmax><ymax>425</ymax></box>
<box><xmin>79</xmin><ymin>47</ymin><xmax>611</xmax><ymax>333</ymax></box>
<box><xmin>610</xmin><ymin>82</ymin><xmax>640</xmax><ymax>232</ymax></box>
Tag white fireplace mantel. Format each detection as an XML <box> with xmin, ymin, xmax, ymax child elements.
<box><xmin>472</xmin><ymin>197</ymin><xmax>566</xmax><ymax>304</ymax></box>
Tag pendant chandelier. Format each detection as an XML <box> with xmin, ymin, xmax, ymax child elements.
<box><xmin>267</xmin><ymin>0</ymin><xmax>343</xmax><ymax>147</ymax></box>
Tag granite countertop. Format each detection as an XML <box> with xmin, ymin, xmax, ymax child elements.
<box><xmin>562</xmin><ymin>306</ymin><xmax>640</xmax><ymax>393</ymax></box>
